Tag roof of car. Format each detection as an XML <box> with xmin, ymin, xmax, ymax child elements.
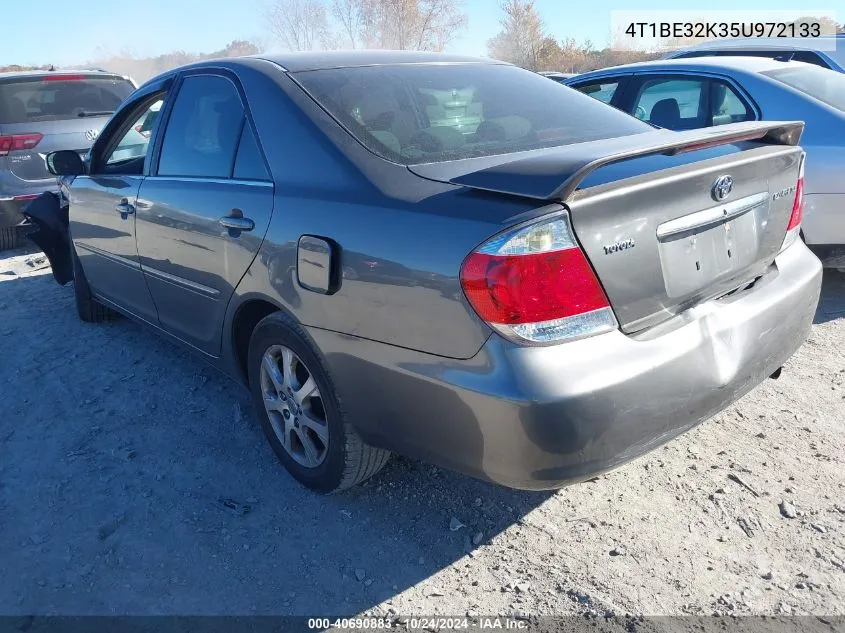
<box><xmin>570</xmin><ymin>56</ymin><xmax>813</xmax><ymax>79</ymax></box>
<box><xmin>670</xmin><ymin>34</ymin><xmax>843</xmax><ymax>53</ymax></box>
<box><xmin>0</xmin><ymin>69</ymin><xmax>125</xmax><ymax>80</ymax></box>
<box><xmin>255</xmin><ymin>50</ymin><xmax>504</xmax><ymax>72</ymax></box>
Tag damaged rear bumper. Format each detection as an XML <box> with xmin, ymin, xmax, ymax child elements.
<box><xmin>20</xmin><ymin>192</ymin><xmax>73</xmax><ymax>285</ymax></box>
<box><xmin>312</xmin><ymin>240</ymin><xmax>822</xmax><ymax>490</ymax></box>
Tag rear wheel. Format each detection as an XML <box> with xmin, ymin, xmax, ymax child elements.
<box><xmin>248</xmin><ymin>312</ymin><xmax>390</xmax><ymax>493</ymax></box>
<box><xmin>71</xmin><ymin>243</ymin><xmax>115</xmax><ymax>323</ymax></box>
<box><xmin>0</xmin><ymin>227</ymin><xmax>19</xmax><ymax>250</ymax></box>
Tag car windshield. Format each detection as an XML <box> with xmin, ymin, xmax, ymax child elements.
<box><xmin>763</xmin><ymin>65</ymin><xmax>845</xmax><ymax>112</ymax></box>
<box><xmin>0</xmin><ymin>75</ymin><xmax>135</xmax><ymax>124</ymax></box>
<box><xmin>295</xmin><ymin>63</ymin><xmax>651</xmax><ymax>165</ymax></box>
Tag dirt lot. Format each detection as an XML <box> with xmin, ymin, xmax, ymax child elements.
<box><xmin>1</xmin><ymin>243</ymin><xmax>843</xmax><ymax>619</ymax></box>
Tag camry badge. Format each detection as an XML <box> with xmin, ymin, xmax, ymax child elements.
<box><xmin>712</xmin><ymin>175</ymin><xmax>734</xmax><ymax>202</ymax></box>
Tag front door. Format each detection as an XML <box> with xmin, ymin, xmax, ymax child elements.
<box><xmin>135</xmin><ymin>73</ymin><xmax>274</xmax><ymax>356</ymax></box>
<box><xmin>69</xmin><ymin>96</ymin><xmax>165</xmax><ymax>322</ymax></box>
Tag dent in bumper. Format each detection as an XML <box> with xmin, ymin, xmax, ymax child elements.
<box><xmin>309</xmin><ymin>241</ymin><xmax>823</xmax><ymax>490</ymax></box>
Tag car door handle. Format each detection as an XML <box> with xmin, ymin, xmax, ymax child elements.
<box><xmin>115</xmin><ymin>200</ymin><xmax>135</xmax><ymax>215</ymax></box>
<box><xmin>218</xmin><ymin>214</ymin><xmax>255</xmax><ymax>232</ymax></box>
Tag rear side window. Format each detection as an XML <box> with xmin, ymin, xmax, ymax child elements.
<box><xmin>764</xmin><ymin>65</ymin><xmax>845</xmax><ymax>111</ymax></box>
<box><xmin>0</xmin><ymin>75</ymin><xmax>134</xmax><ymax>124</ymax></box>
<box><xmin>712</xmin><ymin>83</ymin><xmax>751</xmax><ymax>125</ymax></box>
<box><xmin>158</xmin><ymin>75</ymin><xmax>245</xmax><ymax>178</ymax></box>
<box><xmin>234</xmin><ymin>124</ymin><xmax>270</xmax><ymax>181</ymax></box>
<box><xmin>295</xmin><ymin>64</ymin><xmax>650</xmax><ymax>165</ymax></box>
<box><xmin>791</xmin><ymin>51</ymin><xmax>830</xmax><ymax>67</ymax></box>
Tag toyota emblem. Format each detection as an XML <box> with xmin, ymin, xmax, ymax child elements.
<box><xmin>711</xmin><ymin>175</ymin><xmax>734</xmax><ymax>202</ymax></box>
<box><xmin>85</xmin><ymin>129</ymin><xmax>99</xmax><ymax>142</ymax></box>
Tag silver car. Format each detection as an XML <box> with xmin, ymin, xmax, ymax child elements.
<box><xmin>664</xmin><ymin>35</ymin><xmax>845</xmax><ymax>72</ymax></box>
<box><xmin>27</xmin><ymin>52</ymin><xmax>822</xmax><ymax>493</ymax></box>
<box><xmin>565</xmin><ymin>57</ymin><xmax>845</xmax><ymax>267</ymax></box>
<box><xmin>0</xmin><ymin>70</ymin><xmax>136</xmax><ymax>249</ymax></box>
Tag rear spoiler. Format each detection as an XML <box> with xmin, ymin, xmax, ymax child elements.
<box><xmin>409</xmin><ymin>121</ymin><xmax>804</xmax><ymax>202</ymax></box>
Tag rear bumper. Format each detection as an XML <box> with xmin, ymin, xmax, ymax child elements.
<box><xmin>310</xmin><ymin>241</ymin><xmax>823</xmax><ymax>490</ymax></box>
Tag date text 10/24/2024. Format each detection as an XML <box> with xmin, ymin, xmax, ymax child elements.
<box><xmin>307</xmin><ymin>617</ymin><xmax>529</xmax><ymax>630</ymax></box>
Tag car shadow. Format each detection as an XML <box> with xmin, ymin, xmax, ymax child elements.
<box><xmin>4</xmin><ymin>262</ymin><xmax>840</xmax><ymax>617</ymax></box>
<box><xmin>814</xmin><ymin>269</ymin><xmax>845</xmax><ymax>325</ymax></box>
<box><xmin>0</xmin><ymin>269</ymin><xmax>552</xmax><ymax>618</ymax></box>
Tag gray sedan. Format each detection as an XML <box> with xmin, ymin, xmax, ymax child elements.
<box><xmin>565</xmin><ymin>57</ymin><xmax>845</xmax><ymax>266</ymax></box>
<box><xmin>26</xmin><ymin>51</ymin><xmax>821</xmax><ymax>492</ymax></box>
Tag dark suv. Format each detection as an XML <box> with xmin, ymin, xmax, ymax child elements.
<box><xmin>0</xmin><ymin>70</ymin><xmax>135</xmax><ymax>248</ymax></box>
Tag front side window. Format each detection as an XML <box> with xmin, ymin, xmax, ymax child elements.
<box><xmin>157</xmin><ymin>75</ymin><xmax>245</xmax><ymax>178</ymax></box>
<box><xmin>295</xmin><ymin>63</ymin><xmax>650</xmax><ymax>165</ymax></box>
<box><xmin>106</xmin><ymin>99</ymin><xmax>164</xmax><ymax>167</ymax></box>
<box><xmin>574</xmin><ymin>80</ymin><xmax>621</xmax><ymax>105</ymax></box>
<box><xmin>764</xmin><ymin>65</ymin><xmax>845</xmax><ymax>112</ymax></box>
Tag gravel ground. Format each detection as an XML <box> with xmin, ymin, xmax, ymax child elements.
<box><xmin>0</xmin><ymin>243</ymin><xmax>843</xmax><ymax>619</ymax></box>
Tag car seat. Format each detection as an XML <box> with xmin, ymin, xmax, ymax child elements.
<box><xmin>649</xmin><ymin>98</ymin><xmax>681</xmax><ymax>130</ymax></box>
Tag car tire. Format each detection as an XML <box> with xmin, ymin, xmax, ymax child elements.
<box><xmin>248</xmin><ymin>311</ymin><xmax>390</xmax><ymax>493</ymax></box>
<box><xmin>71</xmin><ymin>243</ymin><xmax>114</xmax><ymax>323</ymax></box>
<box><xmin>0</xmin><ymin>227</ymin><xmax>19</xmax><ymax>250</ymax></box>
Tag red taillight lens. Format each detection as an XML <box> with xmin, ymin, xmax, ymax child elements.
<box><xmin>460</xmin><ymin>214</ymin><xmax>616</xmax><ymax>345</ymax></box>
<box><xmin>787</xmin><ymin>174</ymin><xmax>804</xmax><ymax>231</ymax></box>
<box><xmin>462</xmin><ymin>250</ymin><xmax>609</xmax><ymax>324</ymax></box>
<box><xmin>781</xmin><ymin>153</ymin><xmax>805</xmax><ymax>252</ymax></box>
<box><xmin>0</xmin><ymin>133</ymin><xmax>43</xmax><ymax>156</ymax></box>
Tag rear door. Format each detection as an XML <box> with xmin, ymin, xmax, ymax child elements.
<box><xmin>135</xmin><ymin>72</ymin><xmax>274</xmax><ymax>356</ymax></box>
<box><xmin>0</xmin><ymin>74</ymin><xmax>134</xmax><ymax>191</ymax></box>
<box><xmin>69</xmin><ymin>94</ymin><xmax>165</xmax><ymax>322</ymax></box>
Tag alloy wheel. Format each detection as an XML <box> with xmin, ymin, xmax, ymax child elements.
<box><xmin>259</xmin><ymin>344</ymin><xmax>329</xmax><ymax>468</ymax></box>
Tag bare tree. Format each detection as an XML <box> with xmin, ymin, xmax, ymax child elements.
<box><xmin>486</xmin><ymin>0</ymin><xmax>548</xmax><ymax>69</ymax></box>
<box><xmin>266</xmin><ymin>0</ymin><xmax>331</xmax><ymax>51</ymax></box>
<box><xmin>331</xmin><ymin>0</ymin><xmax>378</xmax><ymax>48</ymax></box>
<box><xmin>330</xmin><ymin>0</ymin><xmax>466</xmax><ymax>51</ymax></box>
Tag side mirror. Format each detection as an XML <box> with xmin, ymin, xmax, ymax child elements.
<box><xmin>46</xmin><ymin>150</ymin><xmax>86</xmax><ymax>176</ymax></box>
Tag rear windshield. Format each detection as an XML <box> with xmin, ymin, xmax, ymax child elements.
<box><xmin>763</xmin><ymin>65</ymin><xmax>845</xmax><ymax>111</ymax></box>
<box><xmin>0</xmin><ymin>75</ymin><xmax>134</xmax><ymax>124</ymax></box>
<box><xmin>295</xmin><ymin>63</ymin><xmax>651</xmax><ymax>164</ymax></box>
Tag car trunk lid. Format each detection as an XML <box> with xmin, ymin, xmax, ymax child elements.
<box><xmin>409</xmin><ymin>121</ymin><xmax>805</xmax><ymax>333</ymax></box>
<box><xmin>568</xmin><ymin>144</ymin><xmax>802</xmax><ymax>331</ymax></box>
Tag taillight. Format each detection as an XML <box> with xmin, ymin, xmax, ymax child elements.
<box><xmin>0</xmin><ymin>133</ymin><xmax>43</xmax><ymax>156</ymax></box>
<box><xmin>781</xmin><ymin>153</ymin><xmax>805</xmax><ymax>251</ymax></box>
<box><xmin>134</xmin><ymin>124</ymin><xmax>151</xmax><ymax>139</ymax></box>
<box><xmin>460</xmin><ymin>213</ymin><xmax>617</xmax><ymax>345</ymax></box>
